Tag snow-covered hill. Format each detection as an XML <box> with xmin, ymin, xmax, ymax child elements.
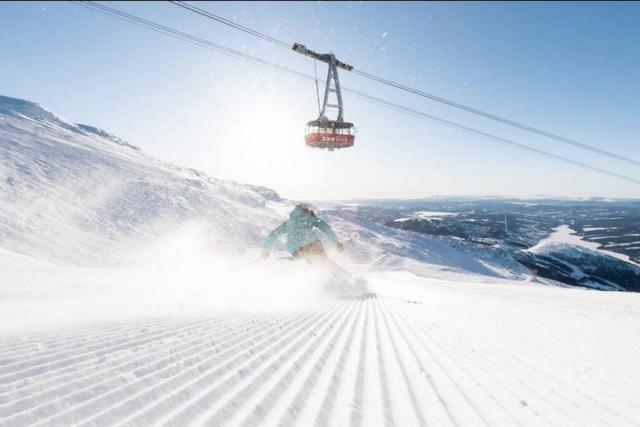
<box><xmin>0</xmin><ymin>95</ymin><xmax>285</xmax><ymax>265</ymax></box>
<box><xmin>518</xmin><ymin>242</ymin><xmax>640</xmax><ymax>292</ymax></box>
<box><xmin>2</xmin><ymin>95</ymin><xmax>640</xmax><ymax>426</ymax></box>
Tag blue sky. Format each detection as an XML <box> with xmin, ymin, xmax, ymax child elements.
<box><xmin>2</xmin><ymin>1</ymin><xmax>639</xmax><ymax>200</ymax></box>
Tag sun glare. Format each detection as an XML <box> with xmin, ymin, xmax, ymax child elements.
<box><xmin>205</xmin><ymin>75</ymin><xmax>313</xmax><ymax>189</ymax></box>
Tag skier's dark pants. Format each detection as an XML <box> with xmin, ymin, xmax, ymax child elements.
<box><xmin>292</xmin><ymin>240</ymin><xmax>326</xmax><ymax>263</ymax></box>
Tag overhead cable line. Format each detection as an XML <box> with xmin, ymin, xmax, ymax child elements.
<box><xmin>341</xmin><ymin>87</ymin><xmax>640</xmax><ymax>185</ymax></box>
<box><xmin>69</xmin><ymin>1</ymin><xmax>640</xmax><ymax>185</ymax></box>
<box><xmin>170</xmin><ymin>0</ymin><xmax>640</xmax><ymax>168</ymax></box>
<box><xmin>350</xmin><ymin>69</ymin><xmax>640</xmax><ymax>167</ymax></box>
<box><xmin>70</xmin><ymin>1</ymin><xmax>312</xmax><ymax>81</ymax></box>
<box><xmin>169</xmin><ymin>0</ymin><xmax>291</xmax><ymax>49</ymax></box>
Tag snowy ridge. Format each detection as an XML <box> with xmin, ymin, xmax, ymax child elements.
<box><xmin>75</xmin><ymin>124</ymin><xmax>140</xmax><ymax>151</ymax></box>
<box><xmin>0</xmin><ymin>96</ymin><xmax>78</xmax><ymax>132</ymax></box>
<box><xmin>0</xmin><ymin>95</ymin><xmax>137</xmax><ymax>151</ymax></box>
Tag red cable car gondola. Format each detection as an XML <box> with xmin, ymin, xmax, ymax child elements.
<box><xmin>293</xmin><ymin>43</ymin><xmax>357</xmax><ymax>151</ymax></box>
<box><xmin>305</xmin><ymin>120</ymin><xmax>355</xmax><ymax>149</ymax></box>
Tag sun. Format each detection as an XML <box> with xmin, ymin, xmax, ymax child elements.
<box><xmin>204</xmin><ymin>75</ymin><xmax>312</xmax><ymax>186</ymax></box>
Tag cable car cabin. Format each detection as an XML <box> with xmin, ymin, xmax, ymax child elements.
<box><xmin>292</xmin><ymin>43</ymin><xmax>356</xmax><ymax>151</ymax></box>
<box><xmin>305</xmin><ymin>120</ymin><xmax>355</xmax><ymax>150</ymax></box>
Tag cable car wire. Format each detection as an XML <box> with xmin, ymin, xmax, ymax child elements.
<box><xmin>70</xmin><ymin>1</ymin><xmax>313</xmax><ymax>81</ymax></box>
<box><xmin>313</xmin><ymin>60</ymin><xmax>321</xmax><ymax>115</ymax></box>
<box><xmin>169</xmin><ymin>0</ymin><xmax>640</xmax><ymax>168</ymax></box>
<box><xmin>69</xmin><ymin>1</ymin><xmax>640</xmax><ymax>185</ymax></box>
<box><xmin>341</xmin><ymin>87</ymin><xmax>640</xmax><ymax>185</ymax></box>
<box><xmin>350</xmin><ymin>69</ymin><xmax>640</xmax><ymax>167</ymax></box>
<box><xmin>169</xmin><ymin>0</ymin><xmax>291</xmax><ymax>49</ymax></box>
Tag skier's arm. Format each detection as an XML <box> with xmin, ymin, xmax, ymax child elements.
<box><xmin>263</xmin><ymin>221</ymin><xmax>287</xmax><ymax>252</ymax></box>
<box><xmin>314</xmin><ymin>218</ymin><xmax>339</xmax><ymax>244</ymax></box>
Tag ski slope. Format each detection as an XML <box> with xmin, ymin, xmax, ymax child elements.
<box><xmin>1</xmin><ymin>267</ymin><xmax>640</xmax><ymax>426</ymax></box>
<box><xmin>2</xmin><ymin>95</ymin><xmax>640</xmax><ymax>425</ymax></box>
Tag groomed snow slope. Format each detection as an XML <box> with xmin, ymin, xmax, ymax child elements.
<box><xmin>1</xmin><ymin>262</ymin><xmax>640</xmax><ymax>426</ymax></box>
<box><xmin>2</xmin><ymin>95</ymin><xmax>640</xmax><ymax>426</ymax></box>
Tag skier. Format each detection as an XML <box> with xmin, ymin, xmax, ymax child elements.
<box><xmin>261</xmin><ymin>203</ymin><xmax>370</xmax><ymax>299</ymax></box>
<box><xmin>261</xmin><ymin>203</ymin><xmax>344</xmax><ymax>263</ymax></box>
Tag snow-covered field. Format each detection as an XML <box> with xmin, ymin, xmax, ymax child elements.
<box><xmin>530</xmin><ymin>225</ymin><xmax>638</xmax><ymax>266</ymax></box>
<box><xmin>2</xmin><ymin>95</ymin><xmax>640</xmax><ymax>426</ymax></box>
<box><xmin>394</xmin><ymin>211</ymin><xmax>459</xmax><ymax>223</ymax></box>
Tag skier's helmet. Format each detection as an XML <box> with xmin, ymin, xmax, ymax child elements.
<box><xmin>295</xmin><ymin>203</ymin><xmax>317</xmax><ymax>218</ymax></box>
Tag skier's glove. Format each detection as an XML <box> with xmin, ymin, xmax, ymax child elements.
<box><xmin>335</xmin><ymin>242</ymin><xmax>345</xmax><ymax>252</ymax></box>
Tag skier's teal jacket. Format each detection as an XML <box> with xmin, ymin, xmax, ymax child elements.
<box><xmin>263</xmin><ymin>206</ymin><xmax>338</xmax><ymax>254</ymax></box>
